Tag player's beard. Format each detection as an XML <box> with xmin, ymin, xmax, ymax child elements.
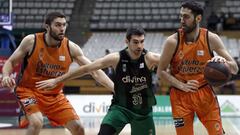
<box><xmin>183</xmin><ymin>20</ymin><xmax>197</xmax><ymax>34</ymax></box>
<box><xmin>49</xmin><ymin>27</ymin><xmax>64</xmax><ymax>41</ymax></box>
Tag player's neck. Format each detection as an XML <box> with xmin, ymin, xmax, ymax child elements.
<box><xmin>185</xmin><ymin>28</ymin><xmax>200</xmax><ymax>43</ymax></box>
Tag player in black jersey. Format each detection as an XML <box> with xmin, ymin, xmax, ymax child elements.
<box><xmin>36</xmin><ymin>26</ymin><xmax>160</xmax><ymax>135</ymax></box>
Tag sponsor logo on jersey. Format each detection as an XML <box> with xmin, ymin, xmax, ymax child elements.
<box><xmin>122</xmin><ymin>76</ymin><xmax>146</xmax><ymax>83</ymax></box>
<box><xmin>178</xmin><ymin>51</ymin><xmax>184</xmax><ymax>59</ymax></box>
<box><xmin>121</xmin><ymin>60</ymin><xmax>128</xmax><ymax>63</ymax></box>
<box><xmin>173</xmin><ymin>118</ymin><xmax>184</xmax><ymax>127</ymax></box>
<box><xmin>122</xmin><ymin>64</ymin><xmax>127</xmax><ymax>72</ymax></box>
<box><xmin>197</xmin><ymin>50</ymin><xmax>204</xmax><ymax>56</ymax></box>
<box><xmin>214</xmin><ymin>123</ymin><xmax>221</xmax><ymax>131</ymax></box>
<box><xmin>140</xmin><ymin>63</ymin><xmax>144</xmax><ymax>68</ymax></box>
<box><xmin>36</xmin><ymin>61</ymin><xmax>65</xmax><ymax>77</ymax></box>
<box><xmin>21</xmin><ymin>98</ymin><xmax>37</xmax><ymax>107</ymax></box>
<box><xmin>59</xmin><ymin>55</ymin><xmax>65</xmax><ymax>61</ymax></box>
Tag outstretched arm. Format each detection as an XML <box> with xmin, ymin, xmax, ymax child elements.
<box><xmin>36</xmin><ymin>55</ymin><xmax>115</xmax><ymax>91</ymax></box>
<box><xmin>36</xmin><ymin>44</ymin><xmax>118</xmax><ymax>92</ymax></box>
<box><xmin>69</xmin><ymin>42</ymin><xmax>115</xmax><ymax>91</ymax></box>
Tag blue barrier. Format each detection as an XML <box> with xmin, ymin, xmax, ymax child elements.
<box><xmin>0</xmin><ymin>28</ymin><xmax>16</xmax><ymax>56</ymax></box>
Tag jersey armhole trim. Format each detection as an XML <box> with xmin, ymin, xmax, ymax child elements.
<box><xmin>171</xmin><ymin>32</ymin><xmax>180</xmax><ymax>63</ymax></box>
<box><xmin>27</xmin><ymin>34</ymin><xmax>36</xmax><ymax>58</ymax></box>
<box><xmin>206</xmin><ymin>31</ymin><xmax>214</xmax><ymax>57</ymax></box>
<box><xmin>67</xmin><ymin>40</ymin><xmax>73</xmax><ymax>62</ymax></box>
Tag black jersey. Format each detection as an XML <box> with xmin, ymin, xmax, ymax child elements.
<box><xmin>112</xmin><ymin>48</ymin><xmax>156</xmax><ymax>115</ymax></box>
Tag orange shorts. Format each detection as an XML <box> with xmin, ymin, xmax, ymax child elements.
<box><xmin>170</xmin><ymin>85</ymin><xmax>223</xmax><ymax>135</ymax></box>
<box><xmin>15</xmin><ymin>86</ymin><xmax>79</xmax><ymax>126</ymax></box>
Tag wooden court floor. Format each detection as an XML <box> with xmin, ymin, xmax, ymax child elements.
<box><xmin>0</xmin><ymin>117</ymin><xmax>240</xmax><ymax>135</ymax></box>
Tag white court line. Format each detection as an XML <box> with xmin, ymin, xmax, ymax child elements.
<box><xmin>227</xmin><ymin>119</ymin><xmax>240</xmax><ymax>135</ymax></box>
<box><xmin>0</xmin><ymin>123</ymin><xmax>13</xmax><ymax>128</ymax></box>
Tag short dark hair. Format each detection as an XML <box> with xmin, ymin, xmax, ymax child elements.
<box><xmin>181</xmin><ymin>0</ymin><xmax>203</xmax><ymax>16</ymax></box>
<box><xmin>44</xmin><ymin>12</ymin><xmax>66</xmax><ymax>25</ymax></box>
<box><xmin>126</xmin><ymin>26</ymin><xmax>145</xmax><ymax>41</ymax></box>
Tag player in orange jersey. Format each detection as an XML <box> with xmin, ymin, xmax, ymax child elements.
<box><xmin>1</xmin><ymin>12</ymin><xmax>113</xmax><ymax>135</ymax></box>
<box><xmin>157</xmin><ymin>1</ymin><xmax>238</xmax><ymax>135</ymax></box>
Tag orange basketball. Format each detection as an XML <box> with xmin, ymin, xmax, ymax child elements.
<box><xmin>204</xmin><ymin>62</ymin><xmax>232</xmax><ymax>87</ymax></box>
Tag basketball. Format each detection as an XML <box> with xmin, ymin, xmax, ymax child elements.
<box><xmin>204</xmin><ymin>62</ymin><xmax>232</xmax><ymax>87</ymax></box>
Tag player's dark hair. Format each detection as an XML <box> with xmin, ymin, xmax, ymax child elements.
<box><xmin>126</xmin><ymin>26</ymin><xmax>145</xmax><ymax>41</ymax></box>
<box><xmin>44</xmin><ymin>12</ymin><xmax>66</xmax><ymax>25</ymax></box>
<box><xmin>181</xmin><ymin>0</ymin><xmax>203</xmax><ymax>17</ymax></box>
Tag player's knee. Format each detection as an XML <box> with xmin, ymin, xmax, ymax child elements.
<box><xmin>29</xmin><ymin>118</ymin><xmax>43</xmax><ymax>129</ymax></box>
<box><xmin>68</xmin><ymin>121</ymin><xmax>84</xmax><ymax>135</ymax></box>
<box><xmin>75</xmin><ymin>124</ymin><xmax>84</xmax><ymax>135</ymax></box>
<box><xmin>98</xmin><ymin>124</ymin><xmax>116</xmax><ymax>135</ymax></box>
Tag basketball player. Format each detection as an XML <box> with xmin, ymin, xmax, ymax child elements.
<box><xmin>1</xmin><ymin>12</ymin><xmax>113</xmax><ymax>135</ymax></box>
<box><xmin>36</xmin><ymin>26</ymin><xmax>160</xmax><ymax>135</ymax></box>
<box><xmin>157</xmin><ymin>1</ymin><xmax>238</xmax><ymax>135</ymax></box>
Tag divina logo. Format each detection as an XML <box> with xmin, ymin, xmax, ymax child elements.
<box><xmin>83</xmin><ymin>102</ymin><xmax>110</xmax><ymax>113</ymax></box>
<box><xmin>122</xmin><ymin>76</ymin><xmax>146</xmax><ymax>83</ymax></box>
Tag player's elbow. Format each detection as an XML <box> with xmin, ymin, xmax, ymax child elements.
<box><xmin>90</xmin><ymin>70</ymin><xmax>101</xmax><ymax>78</ymax></box>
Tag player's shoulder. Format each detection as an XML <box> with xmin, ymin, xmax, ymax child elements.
<box><xmin>23</xmin><ymin>34</ymin><xmax>35</xmax><ymax>42</ymax></box>
<box><xmin>106</xmin><ymin>52</ymin><xmax>120</xmax><ymax>59</ymax></box>
<box><xmin>145</xmin><ymin>51</ymin><xmax>160</xmax><ymax>63</ymax></box>
<box><xmin>207</xmin><ymin>31</ymin><xmax>222</xmax><ymax>46</ymax></box>
<box><xmin>207</xmin><ymin>31</ymin><xmax>219</xmax><ymax>39</ymax></box>
<box><xmin>165</xmin><ymin>33</ymin><xmax>178</xmax><ymax>45</ymax></box>
<box><xmin>19</xmin><ymin>34</ymin><xmax>35</xmax><ymax>47</ymax></box>
<box><xmin>146</xmin><ymin>51</ymin><xmax>160</xmax><ymax>59</ymax></box>
<box><xmin>67</xmin><ymin>40</ymin><xmax>82</xmax><ymax>52</ymax></box>
<box><xmin>68</xmin><ymin>40</ymin><xmax>79</xmax><ymax>47</ymax></box>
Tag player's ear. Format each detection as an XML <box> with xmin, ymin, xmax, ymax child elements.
<box><xmin>44</xmin><ymin>24</ymin><xmax>50</xmax><ymax>31</ymax></box>
<box><xmin>196</xmin><ymin>15</ymin><xmax>202</xmax><ymax>22</ymax></box>
<box><xmin>125</xmin><ymin>39</ymin><xmax>129</xmax><ymax>44</ymax></box>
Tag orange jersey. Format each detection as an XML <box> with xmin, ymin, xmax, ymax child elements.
<box><xmin>18</xmin><ymin>32</ymin><xmax>72</xmax><ymax>94</ymax></box>
<box><xmin>171</xmin><ymin>28</ymin><xmax>214</xmax><ymax>87</ymax></box>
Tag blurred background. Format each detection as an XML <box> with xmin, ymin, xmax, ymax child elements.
<box><xmin>1</xmin><ymin>0</ymin><xmax>240</xmax><ymax>134</ymax></box>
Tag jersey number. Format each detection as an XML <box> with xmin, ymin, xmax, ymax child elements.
<box><xmin>132</xmin><ymin>93</ymin><xmax>142</xmax><ymax>105</ymax></box>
